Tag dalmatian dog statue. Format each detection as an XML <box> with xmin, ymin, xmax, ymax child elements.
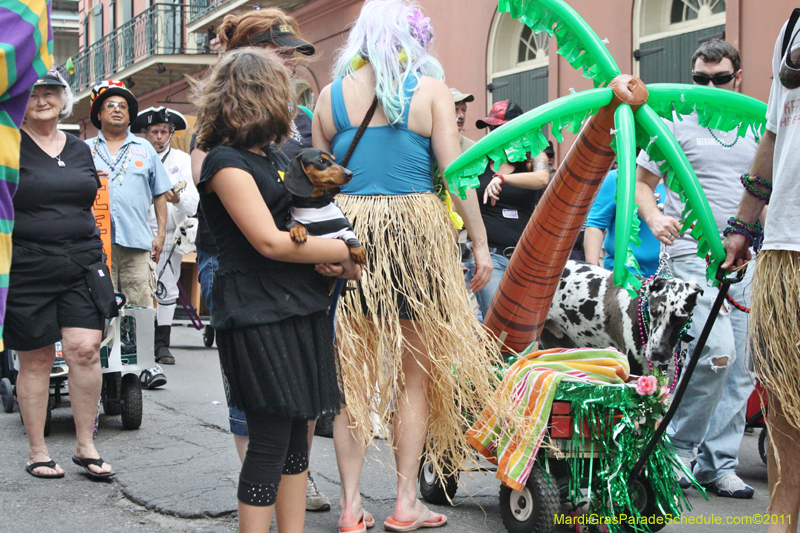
<box><xmin>540</xmin><ymin>261</ymin><xmax>703</xmax><ymax>377</ymax></box>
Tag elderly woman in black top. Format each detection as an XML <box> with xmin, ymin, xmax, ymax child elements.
<box><xmin>6</xmin><ymin>72</ymin><xmax>113</xmax><ymax>479</ymax></box>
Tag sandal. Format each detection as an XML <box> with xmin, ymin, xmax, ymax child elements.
<box><xmin>25</xmin><ymin>459</ymin><xmax>65</xmax><ymax>479</ymax></box>
<box><xmin>338</xmin><ymin>509</ymin><xmax>374</xmax><ymax>533</ymax></box>
<box><xmin>384</xmin><ymin>507</ymin><xmax>447</xmax><ymax>532</ymax></box>
<box><xmin>72</xmin><ymin>455</ymin><xmax>116</xmax><ymax>479</ymax></box>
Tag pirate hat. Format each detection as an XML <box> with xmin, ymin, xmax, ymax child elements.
<box><xmin>89</xmin><ymin>80</ymin><xmax>138</xmax><ymax>129</ymax></box>
<box><xmin>131</xmin><ymin>106</ymin><xmax>188</xmax><ymax>134</ymax></box>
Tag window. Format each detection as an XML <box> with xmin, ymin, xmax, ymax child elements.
<box><xmin>110</xmin><ymin>0</ymin><xmax>116</xmax><ymax>30</ymax></box>
<box><xmin>670</xmin><ymin>0</ymin><xmax>726</xmax><ymax>24</ymax></box>
<box><xmin>92</xmin><ymin>2</ymin><xmax>103</xmax><ymax>43</ymax></box>
<box><xmin>486</xmin><ymin>11</ymin><xmax>550</xmax><ymax>113</ymax></box>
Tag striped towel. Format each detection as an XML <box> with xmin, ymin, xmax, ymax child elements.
<box><xmin>466</xmin><ymin>347</ymin><xmax>630</xmax><ymax>492</ymax></box>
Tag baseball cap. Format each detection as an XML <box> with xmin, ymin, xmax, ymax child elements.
<box><xmin>34</xmin><ymin>73</ymin><xmax>67</xmax><ymax>87</ymax></box>
<box><xmin>248</xmin><ymin>23</ymin><xmax>315</xmax><ymax>55</ymax></box>
<box><xmin>450</xmin><ymin>88</ymin><xmax>474</xmax><ymax>104</ymax></box>
<box><xmin>476</xmin><ymin>100</ymin><xmax>524</xmax><ymax>129</ymax></box>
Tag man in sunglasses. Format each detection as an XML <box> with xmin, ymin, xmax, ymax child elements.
<box><xmin>723</xmin><ymin>12</ymin><xmax>800</xmax><ymax>529</ymax></box>
<box><xmin>635</xmin><ymin>40</ymin><xmax>760</xmax><ymax>499</ymax></box>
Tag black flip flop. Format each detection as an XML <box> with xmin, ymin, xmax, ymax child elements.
<box><xmin>72</xmin><ymin>455</ymin><xmax>116</xmax><ymax>479</ymax></box>
<box><xmin>25</xmin><ymin>460</ymin><xmax>65</xmax><ymax>478</ymax></box>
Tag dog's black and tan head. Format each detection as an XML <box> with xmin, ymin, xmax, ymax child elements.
<box><xmin>643</xmin><ymin>276</ymin><xmax>703</xmax><ymax>365</ymax></box>
<box><xmin>284</xmin><ymin>148</ymin><xmax>353</xmax><ymax>198</ymax></box>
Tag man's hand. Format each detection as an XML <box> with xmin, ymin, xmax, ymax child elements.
<box><xmin>164</xmin><ymin>189</ymin><xmax>181</xmax><ymax>204</ymax></box>
<box><xmin>151</xmin><ymin>234</ymin><xmax>165</xmax><ymax>264</ymax></box>
<box><xmin>648</xmin><ymin>213</ymin><xmax>682</xmax><ymax>245</ymax></box>
<box><xmin>470</xmin><ymin>242</ymin><xmax>492</xmax><ymax>292</ymax></box>
<box><xmin>721</xmin><ymin>233</ymin><xmax>752</xmax><ymax>271</ymax></box>
<box><xmin>97</xmin><ymin>169</ymin><xmax>109</xmax><ymax>180</ymax></box>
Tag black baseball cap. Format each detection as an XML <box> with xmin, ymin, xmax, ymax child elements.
<box><xmin>34</xmin><ymin>73</ymin><xmax>67</xmax><ymax>87</ymax></box>
<box><xmin>249</xmin><ymin>23</ymin><xmax>315</xmax><ymax>55</ymax></box>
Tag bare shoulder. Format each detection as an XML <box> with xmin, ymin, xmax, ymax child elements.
<box><xmin>417</xmin><ymin>75</ymin><xmax>449</xmax><ymax>97</ymax></box>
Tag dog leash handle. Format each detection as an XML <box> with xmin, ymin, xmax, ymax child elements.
<box><xmin>340</xmin><ymin>96</ymin><xmax>379</xmax><ymax>168</ymax></box>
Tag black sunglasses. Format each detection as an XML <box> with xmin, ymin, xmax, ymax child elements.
<box><xmin>692</xmin><ymin>72</ymin><xmax>736</xmax><ymax>86</ymax></box>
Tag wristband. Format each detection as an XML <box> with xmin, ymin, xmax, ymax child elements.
<box><xmin>493</xmin><ymin>172</ymin><xmax>505</xmax><ymax>184</ymax></box>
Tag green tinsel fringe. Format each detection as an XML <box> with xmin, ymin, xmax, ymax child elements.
<box><xmin>547</xmin><ymin>381</ymin><xmax>706</xmax><ymax>533</ymax></box>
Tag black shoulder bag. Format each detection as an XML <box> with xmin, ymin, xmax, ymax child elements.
<box><xmin>14</xmin><ymin>242</ymin><xmax>119</xmax><ymax>319</ymax></box>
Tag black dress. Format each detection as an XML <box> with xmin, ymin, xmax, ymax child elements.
<box><xmin>198</xmin><ymin>145</ymin><xmax>340</xmax><ymax>418</ymax></box>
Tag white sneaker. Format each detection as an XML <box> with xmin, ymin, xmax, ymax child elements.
<box><xmin>139</xmin><ymin>365</ymin><xmax>167</xmax><ymax>389</ymax></box>
<box><xmin>702</xmin><ymin>473</ymin><xmax>755</xmax><ymax>499</ymax></box>
<box><xmin>306</xmin><ymin>475</ymin><xmax>331</xmax><ymax>512</ymax></box>
<box><xmin>674</xmin><ymin>456</ymin><xmax>693</xmax><ymax>489</ymax></box>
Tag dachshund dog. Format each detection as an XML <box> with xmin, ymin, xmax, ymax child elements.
<box><xmin>283</xmin><ymin>148</ymin><xmax>366</xmax><ymax>266</ymax></box>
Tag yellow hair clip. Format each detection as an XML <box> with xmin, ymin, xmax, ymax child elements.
<box><xmin>398</xmin><ymin>49</ymin><xmax>409</xmax><ymax>63</ymax></box>
<box><xmin>350</xmin><ymin>55</ymin><xmax>369</xmax><ymax>71</ymax></box>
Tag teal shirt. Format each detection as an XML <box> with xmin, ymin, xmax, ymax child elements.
<box><xmin>330</xmin><ymin>75</ymin><xmax>434</xmax><ymax>196</ymax></box>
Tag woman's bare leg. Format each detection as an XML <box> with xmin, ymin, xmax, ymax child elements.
<box><xmin>334</xmin><ymin>406</ymin><xmax>368</xmax><ymax>528</ymax></box>
<box><xmin>61</xmin><ymin>327</ymin><xmax>110</xmax><ymax>474</ymax></box>
<box><xmin>390</xmin><ymin>320</ymin><xmax>443</xmax><ymax>523</ymax></box>
<box><xmin>16</xmin><ymin>344</ymin><xmax>64</xmax><ymax>475</ymax></box>
<box><xmin>238</xmin><ymin>502</ymin><xmax>273</xmax><ymax>533</ymax></box>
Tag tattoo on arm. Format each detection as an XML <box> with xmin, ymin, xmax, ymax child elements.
<box><xmin>533</xmin><ymin>154</ymin><xmax>548</xmax><ymax>172</ymax></box>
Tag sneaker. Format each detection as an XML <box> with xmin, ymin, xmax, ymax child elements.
<box><xmin>139</xmin><ymin>365</ymin><xmax>167</xmax><ymax>390</ymax></box>
<box><xmin>306</xmin><ymin>475</ymin><xmax>331</xmax><ymax>512</ymax></box>
<box><xmin>702</xmin><ymin>473</ymin><xmax>755</xmax><ymax>499</ymax></box>
<box><xmin>674</xmin><ymin>456</ymin><xmax>693</xmax><ymax>489</ymax></box>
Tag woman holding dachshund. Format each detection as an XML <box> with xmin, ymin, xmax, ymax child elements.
<box><xmin>192</xmin><ymin>48</ymin><xmax>359</xmax><ymax>533</ymax></box>
<box><xmin>313</xmin><ymin>1</ymin><xmax>501</xmax><ymax>531</ymax></box>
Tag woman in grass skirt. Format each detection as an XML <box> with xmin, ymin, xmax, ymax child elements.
<box><xmin>312</xmin><ymin>2</ymin><xmax>502</xmax><ymax>531</ymax></box>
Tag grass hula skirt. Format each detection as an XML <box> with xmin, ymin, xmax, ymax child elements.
<box><xmin>749</xmin><ymin>250</ymin><xmax>800</xmax><ymax>478</ymax></box>
<box><xmin>334</xmin><ymin>192</ymin><xmax>503</xmax><ymax>479</ymax></box>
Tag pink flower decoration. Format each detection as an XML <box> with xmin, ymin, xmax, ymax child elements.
<box><xmin>636</xmin><ymin>375</ymin><xmax>659</xmax><ymax>396</ymax></box>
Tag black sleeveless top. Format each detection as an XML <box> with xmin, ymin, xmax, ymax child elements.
<box><xmin>198</xmin><ymin>145</ymin><xmax>330</xmax><ymax>328</ymax></box>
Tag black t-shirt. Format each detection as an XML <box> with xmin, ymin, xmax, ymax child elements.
<box><xmin>198</xmin><ymin>145</ymin><xmax>329</xmax><ymax>328</ymax></box>
<box><xmin>477</xmin><ymin>161</ymin><xmax>543</xmax><ymax>248</ymax></box>
<box><xmin>194</xmin><ymin>113</ymin><xmax>313</xmax><ymax>255</ymax></box>
<box><xmin>14</xmin><ymin>131</ymin><xmax>102</xmax><ymax>250</ymax></box>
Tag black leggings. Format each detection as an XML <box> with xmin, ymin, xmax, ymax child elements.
<box><xmin>238</xmin><ymin>411</ymin><xmax>309</xmax><ymax>506</ymax></box>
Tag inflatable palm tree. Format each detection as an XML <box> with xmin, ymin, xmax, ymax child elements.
<box><xmin>445</xmin><ymin>0</ymin><xmax>766</xmax><ymax>354</ymax></box>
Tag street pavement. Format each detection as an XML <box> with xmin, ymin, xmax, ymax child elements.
<box><xmin>0</xmin><ymin>322</ymin><xmax>784</xmax><ymax>532</ymax></box>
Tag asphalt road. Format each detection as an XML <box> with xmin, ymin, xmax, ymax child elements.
<box><xmin>0</xmin><ymin>322</ymin><xmax>784</xmax><ymax>532</ymax></box>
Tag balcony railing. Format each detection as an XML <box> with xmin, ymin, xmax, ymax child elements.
<box><xmin>186</xmin><ymin>0</ymin><xmax>314</xmax><ymax>26</ymax></box>
<box><xmin>61</xmin><ymin>3</ymin><xmax>211</xmax><ymax>94</ymax></box>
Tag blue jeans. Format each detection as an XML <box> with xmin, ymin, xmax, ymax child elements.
<box><xmin>666</xmin><ymin>255</ymin><xmax>754</xmax><ymax>483</ymax></box>
<box><xmin>197</xmin><ymin>249</ymin><xmax>248</xmax><ymax>437</ymax></box>
<box><xmin>464</xmin><ymin>252</ymin><xmax>509</xmax><ymax>319</ymax></box>
<box><xmin>692</xmin><ymin>259</ymin><xmax>755</xmax><ymax>483</ymax></box>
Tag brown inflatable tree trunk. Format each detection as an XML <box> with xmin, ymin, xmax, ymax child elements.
<box><xmin>483</xmin><ymin>76</ymin><xmax>648</xmax><ymax>354</ymax></box>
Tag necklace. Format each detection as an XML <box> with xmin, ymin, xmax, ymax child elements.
<box><xmin>707</xmin><ymin>126</ymin><xmax>739</xmax><ymax>148</ymax></box>
<box><xmin>92</xmin><ymin>138</ymin><xmax>132</xmax><ymax>185</ymax></box>
<box><xmin>24</xmin><ymin>126</ymin><xmax>65</xmax><ymax>167</ymax></box>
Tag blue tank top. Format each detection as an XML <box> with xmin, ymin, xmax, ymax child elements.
<box><xmin>330</xmin><ymin>75</ymin><xmax>434</xmax><ymax>196</ymax></box>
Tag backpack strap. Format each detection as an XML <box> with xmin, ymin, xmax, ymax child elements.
<box><xmin>782</xmin><ymin>8</ymin><xmax>800</xmax><ymax>58</ymax></box>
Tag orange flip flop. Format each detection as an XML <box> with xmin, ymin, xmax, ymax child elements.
<box><xmin>383</xmin><ymin>508</ymin><xmax>447</xmax><ymax>532</ymax></box>
<box><xmin>339</xmin><ymin>510</ymin><xmax>375</xmax><ymax>533</ymax></box>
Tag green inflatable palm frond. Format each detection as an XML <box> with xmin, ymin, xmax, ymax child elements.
<box><xmin>444</xmin><ymin>88</ymin><xmax>613</xmax><ymax>199</ymax></box>
<box><xmin>646</xmin><ymin>84</ymin><xmax>768</xmax><ymax>141</ymax></box>
<box><xmin>499</xmin><ymin>0</ymin><xmax>620</xmax><ymax>88</ymax></box>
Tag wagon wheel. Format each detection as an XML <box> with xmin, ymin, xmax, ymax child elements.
<box><xmin>120</xmin><ymin>373</ymin><xmax>143</xmax><ymax>430</ymax></box>
<box><xmin>621</xmin><ymin>476</ymin><xmax>666</xmax><ymax>532</ymax></box>
<box><xmin>102</xmin><ymin>372</ymin><xmax>122</xmax><ymax>416</ymax></box>
<box><xmin>758</xmin><ymin>427</ymin><xmax>769</xmax><ymax>465</ymax></box>
<box><xmin>1</xmin><ymin>377</ymin><xmax>14</xmax><ymax>413</ymax></box>
<box><xmin>203</xmin><ymin>325</ymin><xmax>215</xmax><ymax>348</ymax></box>
<box><xmin>418</xmin><ymin>454</ymin><xmax>459</xmax><ymax>505</ymax></box>
<box><xmin>499</xmin><ymin>468</ymin><xmax>559</xmax><ymax>533</ymax></box>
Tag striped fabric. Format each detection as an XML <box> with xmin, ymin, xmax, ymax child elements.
<box><xmin>466</xmin><ymin>347</ymin><xmax>630</xmax><ymax>492</ymax></box>
<box><xmin>0</xmin><ymin>0</ymin><xmax>53</xmax><ymax>350</ymax></box>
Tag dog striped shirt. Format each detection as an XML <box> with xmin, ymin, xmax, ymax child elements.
<box><xmin>289</xmin><ymin>198</ymin><xmax>361</xmax><ymax>249</ymax></box>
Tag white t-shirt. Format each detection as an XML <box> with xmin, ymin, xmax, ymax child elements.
<box><xmin>637</xmin><ymin>111</ymin><xmax>758</xmax><ymax>258</ymax></box>
<box><xmin>763</xmin><ymin>19</ymin><xmax>800</xmax><ymax>252</ymax></box>
<box><xmin>148</xmin><ymin>147</ymin><xmax>198</xmax><ymax>236</ymax></box>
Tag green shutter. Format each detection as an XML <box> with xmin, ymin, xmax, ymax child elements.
<box><xmin>637</xmin><ymin>25</ymin><xmax>725</xmax><ymax>85</ymax></box>
<box><xmin>490</xmin><ymin>66</ymin><xmax>548</xmax><ymax>113</ymax></box>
